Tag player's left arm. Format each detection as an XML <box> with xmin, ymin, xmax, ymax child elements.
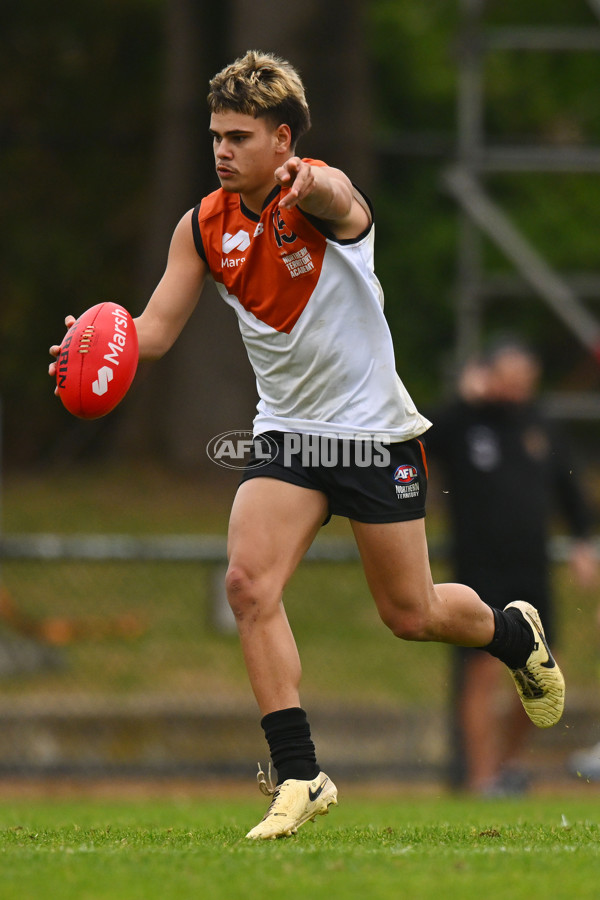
<box><xmin>275</xmin><ymin>157</ymin><xmax>370</xmax><ymax>240</ymax></box>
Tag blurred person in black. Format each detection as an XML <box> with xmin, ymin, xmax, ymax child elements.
<box><xmin>428</xmin><ymin>338</ymin><xmax>598</xmax><ymax>795</ymax></box>
<box><xmin>567</xmin><ymin>598</ymin><xmax>600</xmax><ymax>781</ymax></box>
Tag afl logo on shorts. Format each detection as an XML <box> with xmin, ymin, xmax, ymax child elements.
<box><xmin>394</xmin><ymin>465</ymin><xmax>418</xmax><ymax>484</ymax></box>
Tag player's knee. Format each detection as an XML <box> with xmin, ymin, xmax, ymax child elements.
<box><xmin>224</xmin><ymin>564</ymin><xmax>256</xmax><ymax>617</ymax></box>
<box><xmin>379</xmin><ymin>606</ymin><xmax>430</xmax><ymax>641</ymax></box>
<box><xmin>225</xmin><ymin>563</ymin><xmax>279</xmax><ymax>622</ymax></box>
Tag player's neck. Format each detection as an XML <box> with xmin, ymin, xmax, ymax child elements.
<box><xmin>239</xmin><ymin>181</ymin><xmax>279</xmax><ymax>217</ymax></box>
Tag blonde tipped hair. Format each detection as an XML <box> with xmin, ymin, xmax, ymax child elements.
<box><xmin>208</xmin><ymin>51</ymin><xmax>311</xmax><ymax>147</ymax></box>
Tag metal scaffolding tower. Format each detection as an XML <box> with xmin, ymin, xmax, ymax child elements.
<box><xmin>444</xmin><ymin>0</ymin><xmax>600</xmax><ymax>416</ymax></box>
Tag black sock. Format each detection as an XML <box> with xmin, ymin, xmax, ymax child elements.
<box><xmin>261</xmin><ymin>707</ymin><xmax>320</xmax><ymax>784</ymax></box>
<box><xmin>483</xmin><ymin>606</ymin><xmax>534</xmax><ymax>669</ymax></box>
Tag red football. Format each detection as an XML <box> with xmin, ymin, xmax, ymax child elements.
<box><xmin>56</xmin><ymin>302</ymin><xmax>138</xmax><ymax>419</ymax></box>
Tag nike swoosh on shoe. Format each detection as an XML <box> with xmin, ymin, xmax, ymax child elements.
<box><xmin>308</xmin><ymin>778</ymin><xmax>329</xmax><ymax>803</ymax></box>
<box><xmin>524</xmin><ymin>610</ymin><xmax>556</xmax><ymax>669</ymax></box>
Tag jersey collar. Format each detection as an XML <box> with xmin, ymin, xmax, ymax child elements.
<box><xmin>239</xmin><ymin>185</ymin><xmax>281</xmax><ymax>221</ymax></box>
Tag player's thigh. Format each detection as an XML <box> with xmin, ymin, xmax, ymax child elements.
<box><xmin>227</xmin><ymin>476</ymin><xmax>328</xmax><ymax>586</ymax></box>
<box><xmin>350</xmin><ymin>517</ymin><xmax>435</xmax><ymax>613</ymax></box>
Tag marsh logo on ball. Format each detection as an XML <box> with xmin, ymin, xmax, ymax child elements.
<box><xmin>56</xmin><ymin>302</ymin><xmax>138</xmax><ymax>420</ymax></box>
<box><xmin>92</xmin><ymin>366</ymin><xmax>114</xmax><ymax>396</ymax></box>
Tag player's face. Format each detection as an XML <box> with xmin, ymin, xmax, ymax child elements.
<box><xmin>210</xmin><ymin>111</ymin><xmax>290</xmax><ymax>206</ymax></box>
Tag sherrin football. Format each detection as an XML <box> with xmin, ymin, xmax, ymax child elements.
<box><xmin>56</xmin><ymin>302</ymin><xmax>138</xmax><ymax>419</ymax></box>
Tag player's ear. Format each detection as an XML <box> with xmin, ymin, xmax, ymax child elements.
<box><xmin>274</xmin><ymin>123</ymin><xmax>292</xmax><ymax>154</ymax></box>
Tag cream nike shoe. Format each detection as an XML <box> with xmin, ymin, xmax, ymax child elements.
<box><xmin>246</xmin><ymin>766</ymin><xmax>338</xmax><ymax>840</ymax></box>
<box><xmin>504</xmin><ymin>601</ymin><xmax>565</xmax><ymax>728</ymax></box>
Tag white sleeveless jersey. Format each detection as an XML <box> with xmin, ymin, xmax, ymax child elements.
<box><xmin>193</xmin><ymin>160</ymin><xmax>431</xmax><ymax>441</ymax></box>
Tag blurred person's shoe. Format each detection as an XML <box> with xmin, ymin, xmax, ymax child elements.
<box><xmin>567</xmin><ymin>742</ymin><xmax>600</xmax><ymax>781</ymax></box>
<box><xmin>479</xmin><ymin>766</ymin><xmax>532</xmax><ymax>798</ymax></box>
<box><xmin>504</xmin><ymin>601</ymin><xmax>565</xmax><ymax>728</ymax></box>
<box><xmin>246</xmin><ymin>764</ymin><xmax>338</xmax><ymax>840</ymax></box>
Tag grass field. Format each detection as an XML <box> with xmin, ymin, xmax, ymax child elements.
<box><xmin>0</xmin><ymin>788</ymin><xmax>599</xmax><ymax>900</ymax></box>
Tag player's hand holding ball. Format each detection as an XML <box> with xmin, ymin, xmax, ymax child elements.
<box><xmin>49</xmin><ymin>302</ymin><xmax>138</xmax><ymax>419</ymax></box>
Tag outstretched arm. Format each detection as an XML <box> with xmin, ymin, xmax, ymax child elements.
<box><xmin>275</xmin><ymin>157</ymin><xmax>370</xmax><ymax>240</ymax></box>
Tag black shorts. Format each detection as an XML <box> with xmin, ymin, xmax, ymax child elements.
<box><xmin>239</xmin><ymin>431</ymin><xmax>428</xmax><ymax>524</ymax></box>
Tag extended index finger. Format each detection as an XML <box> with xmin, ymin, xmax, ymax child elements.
<box><xmin>279</xmin><ymin>162</ymin><xmax>313</xmax><ymax>209</ymax></box>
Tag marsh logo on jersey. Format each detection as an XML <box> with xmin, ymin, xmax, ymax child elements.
<box><xmin>222</xmin><ymin>229</ymin><xmax>250</xmax><ymax>268</ymax></box>
<box><xmin>393</xmin><ymin>464</ymin><xmax>420</xmax><ymax>500</ymax></box>
<box><xmin>222</xmin><ymin>230</ymin><xmax>250</xmax><ymax>254</ymax></box>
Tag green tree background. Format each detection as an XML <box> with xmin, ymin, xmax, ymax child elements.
<box><xmin>2</xmin><ymin>0</ymin><xmax>600</xmax><ymax>466</ymax></box>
